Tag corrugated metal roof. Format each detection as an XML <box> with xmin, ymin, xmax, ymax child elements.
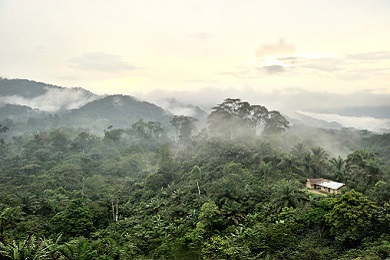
<box><xmin>320</xmin><ymin>180</ymin><xmax>345</xmax><ymax>190</ymax></box>
<box><xmin>307</xmin><ymin>178</ymin><xmax>345</xmax><ymax>190</ymax></box>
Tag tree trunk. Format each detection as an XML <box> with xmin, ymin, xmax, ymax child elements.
<box><xmin>111</xmin><ymin>199</ymin><xmax>115</xmax><ymax>221</ymax></box>
<box><xmin>81</xmin><ymin>175</ymin><xmax>85</xmax><ymax>199</ymax></box>
<box><xmin>115</xmin><ymin>197</ymin><xmax>119</xmax><ymax>222</ymax></box>
<box><xmin>196</xmin><ymin>180</ymin><xmax>201</xmax><ymax>197</ymax></box>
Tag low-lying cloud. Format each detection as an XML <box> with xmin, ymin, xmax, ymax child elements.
<box><xmin>133</xmin><ymin>86</ymin><xmax>390</xmax><ymax>132</ymax></box>
<box><xmin>0</xmin><ymin>87</ymin><xmax>99</xmax><ymax>112</ymax></box>
<box><xmin>347</xmin><ymin>51</ymin><xmax>390</xmax><ymax>60</ymax></box>
<box><xmin>298</xmin><ymin>111</ymin><xmax>390</xmax><ymax>133</ymax></box>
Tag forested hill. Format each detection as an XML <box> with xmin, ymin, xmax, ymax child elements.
<box><xmin>0</xmin><ymin>79</ymin><xmax>390</xmax><ymax>259</ymax></box>
<box><xmin>63</xmin><ymin>95</ymin><xmax>173</xmax><ymax>130</ymax></box>
<box><xmin>0</xmin><ymin>78</ymin><xmax>203</xmax><ymax>136</ymax></box>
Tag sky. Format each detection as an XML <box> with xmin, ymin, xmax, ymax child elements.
<box><xmin>1</xmin><ymin>0</ymin><xmax>390</xmax><ymax>116</ymax></box>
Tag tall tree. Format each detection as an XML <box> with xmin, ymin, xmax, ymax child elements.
<box><xmin>263</xmin><ymin>111</ymin><xmax>289</xmax><ymax>135</ymax></box>
<box><xmin>0</xmin><ymin>207</ymin><xmax>22</xmax><ymax>243</ymax></box>
<box><xmin>208</xmin><ymin>99</ymin><xmax>288</xmax><ymax>138</ymax></box>
<box><xmin>346</xmin><ymin>150</ymin><xmax>382</xmax><ymax>192</ymax></box>
<box><xmin>310</xmin><ymin>147</ymin><xmax>329</xmax><ymax>178</ymax></box>
<box><xmin>0</xmin><ymin>124</ymin><xmax>8</xmax><ymax>145</ymax></box>
<box><xmin>49</xmin><ymin>199</ymin><xmax>94</xmax><ymax>239</ymax></box>
<box><xmin>325</xmin><ymin>190</ymin><xmax>379</xmax><ymax>247</ymax></box>
<box><xmin>170</xmin><ymin>115</ymin><xmax>197</xmax><ymax>142</ymax></box>
<box><xmin>271</xmin><ymin>179</ymin><xmax>308</xmax><ymax>213</ymax></box>
<box><xmin>329</xmin><ymin>156</ymin><xmax>346</xmax><ymax>181</ymax></box>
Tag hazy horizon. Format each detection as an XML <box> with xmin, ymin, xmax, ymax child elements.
<box><xmin>1</xmin><ymin>1</ymin><xmax>389</xmax><ymax>130</ymax></box>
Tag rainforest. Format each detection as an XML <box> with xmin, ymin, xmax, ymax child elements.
<box><xmin>1</xmin><ymin>91</ymin><xmax>390</xmax><ymax>259</ymax></box>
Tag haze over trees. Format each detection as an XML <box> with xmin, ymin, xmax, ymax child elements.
<box><xmin>0</xmin><ymin>80</ymin><xmax>390</xmax><ymax>259</ymax></box>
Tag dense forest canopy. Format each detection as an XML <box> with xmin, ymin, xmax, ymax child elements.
<box><xmin>0</xmin><ymin>98</ymin><xmax>389</xmax><ymax>259</ymax></box>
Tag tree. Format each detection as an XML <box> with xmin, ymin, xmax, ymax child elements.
<box><xmin>207</xmin><ymin>98</ymin><xmax>255</xmax><ymax>139</ymax></box>
<box><xmin>49</xmin><ymin>199</ymin><xmax>94</xmax><ymax>238</ymax></box>
<box><xmin>329</xmin><ymin>156</ymin><xmax>346</xmax><ymax>182</ymax></box>
<box><xmin>346</xmin><ymin>150</ymin><xmax>382</xmax><ymax>192</ymax></box>
<box><xmin>170</xmin><ymin>115</ymin><xmax>197</xmax><ymax>142</ymax></box>
<box><xmin>0</xmin><ymin>207</ymin><xmax>22</xmax><ymax>243</ymax></box>
<box><xmin>0</xmin><ymin>124</ymin><xmax>8</xmax><ymax>133</ymax></box>
<box><xmin>0</xmin><ymin>124</ymin><xmax>9</xmax><ymax>145</ymax></box>
<box><xmin>132</xmin><ymin>119</ymin><xmax>167</xmax><ymax>140</ymax></box>
<box><xmin>368</xmin><ymin>181</ymin><xmax>390</xmax><ymax>204</ymax></box>
<box><xmin>250</xmin><ymin>105</ymin><xmax>269</xmax><ymax>134</ymax></box>
<box><xmin>191</xmin><ymin>165</ymin><xmax>202</xmax><ymax>197</ymax></box>
<box><xmin>0</xmin><ymin>235</ymin><xmax>59</xmax><ymax>260</ymax></box>
<box><xmin>57</xmin><ymin>237</ymin><xmax>98</xmax><ymax>260</ymax></box>
<box><xmin>271</xmin><ymin>179</ymin><xmax>308</xmax><ymax>213</ymax></box>
<box><xmin>207</xmin><ymin>99</ymin><xmax>288</xmax><ymax>139</ymax></box>
<box><xmin>198</xmin><ymin>200</ymin><xmax>220</xmax><ymax>232</ymax></box>
<box><xmin>325</xmin><ymin>190</ymin><xmax>379</xmax><ymax>247</ymax></box>
<box><xmin>263</xmin><ymin>110</ymin><xmax>289</xmax><ymax>135</ymax></box>
<box><xmin>291</xmin><ymin>143</ymin><xmax>308</xmax><ymax>163</ymax></box>
<box><xmin>310</xmin><ymin>147</ymin><xmax>329</xmax><ymax>178</ymax></box>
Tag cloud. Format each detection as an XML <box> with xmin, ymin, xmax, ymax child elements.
<box><xmin>262</xmin><ymin>65</ymin><xmax>286</xmax><ymax>74</ymax></box>
<box><xmin>277</xmin><ymin>57</ymin><xmax>298</xmax><ymax>65</ymax></box>
<box><xmin>0</xmin><ymin>88</ymin><xmax>99</xmax><ymax>112</ymax></box>
<box><xmin>218</xmin><ymin>68</ymin><xmax>256</xmax><ymax>79</ymax></box>
<box><xmin>299</xmin><ymin>57</ymin><xmax>342</xmax><ymax>72</ymax></box>
<box><xmin>298</xmin><ymin>111</ymin><xmax>390</xmax><ymax>133</ymax></box>
<box><xmin>347</xmin><ymin>51</ymin><xmax>390</xmax><ymax>60</ymax></box>
<box><xmin>70</xmin><ymin>52</ymin><xmax>138</xmax><ymax>72</ymax></box>
<box><xmin>256</xmin><ymin>39</ymin><xmax>295</xmax><ymax>58</ymax></box>
<box><xmin>133</xmin><ymin>86</ymin><xmax>390</xmax><ymax>117</ymax></box>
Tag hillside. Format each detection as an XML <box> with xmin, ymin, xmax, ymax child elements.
<box><xmin>0</xmin><ymin>98</ymin><xmax>389</xmax><ymax>258</ymax></box>
<box><xmin>62</xmin><ymin>95</ymin><xmax>173</xmax><ymax>130</ymax></box>
<box><xmin>0</xmin><ymin>78</ymin><xmax>211</xmax><ymax>136</ymax></box>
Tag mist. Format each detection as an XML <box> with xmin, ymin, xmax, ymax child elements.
<box><xmin>131</xmin><ymin>86</ymin><xmax>390</xmax><ymax>132</ymax></box>
<box><xmin>297</xmin><ymin>111</ymin><xmax>390</xmax><ymax>133</ymax></box>
<box><xmin>0</xmin><ymin>87</ymin><xmax>99</xmax><ymax>113</ymax></box>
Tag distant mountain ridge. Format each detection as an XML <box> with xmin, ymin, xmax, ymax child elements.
<box><xmin>63</xmin><ymin>95</ymin><xmax>173</xmax><ymax>129</ymax></box>
<box><xmin>0</xmin><ymin>78</ymin><xmax>207</xmax><ymax>135</ymax></box>
<box><xmin>289</xmin><ymin>111</ymin><xmax>344</xmax><ymax>129</ymax></box>
<box><xmin>0</xmin><ymin>77</ymin><xmax>57</xmax><ymax>98</ymax></box>
<box><xmin>0</xmin><ymin>78</ymin><xmax>98</xmax><ymax>113</ymax></box>
<box><xmin>1</xmin><ymin>77</ymin><xmax>388</xmax><ymax>134</ymax></box>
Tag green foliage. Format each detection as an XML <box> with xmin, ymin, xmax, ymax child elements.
<box><xmin>0</xmin><ymin>207</ymin><xmax>22</xmax><ymax>243</ymax></box>
<box><xmin>0</xmin><ymin>103</ymin><xmax>389</xmax><ymax>259</ymax></box>
<box><xmin>57</xmin><ymin>237</ymin><xmax>98</xmax><ymax>260</ymax></box>
<box><xmin>0</xmin><ymin>235</ymin><xmax>59</xmax><ymax>260</ymax></box>
<box><xmin>325</xmin><ymin>190</ymin><xmax>379</xmax><ymax>247</ymax></box>
<box><xmin>49</xmin><ymin>199</ymin><xmax>94</xmax><ymax>239</ymax></box>
<box><xmin>170</xmin><ymin>115</ymin><xmax>197</xmax><ymax>142</ymax></box>
<box><xmin>207</xmin><ymin>98</ymin><xmax>289</xmax><ymax>139</ymax></box>
<box><xmin>346</xmin><ymin>150</ymin><xmax>383</xmax><ymax>192</ymax></box>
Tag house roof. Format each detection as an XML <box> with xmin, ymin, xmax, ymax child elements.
<box><xmin>307</xmin><ymin>178</ymin><xmax>345</xmax><ymax>190</ymax></box>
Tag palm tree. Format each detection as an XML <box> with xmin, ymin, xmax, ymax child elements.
<box><xmin>258</xmin><ymin>161</ymin><xmax>273</xmax><ymax>187</ymax></box>
<box><xmin>291</xmin><ymin>143</ymin><xmax>307</xmax><ymax>162</ymax></box>
<box><xmin>346</xmin><ymin>150</ymin><xmax>382</xmax><ymax>191</ymax></box>
<box><xmin>310</xmin><ymin>147</ymin><xmax>329</xmax><ymax>178</ymax></box>
<box><xmin>0</xmin><ymin>235</ymin><xmax>58</xmax><ymax>260</ymax></box>
<box><xmin>57</xmin><ymin>237</ymin><xmax>98</xmax><ymax>260</ymax></box>
<box><xmin>278</xmin><ymin>154</ymin><xmax>301</xmax><ymax>176</ymax></box>
<box><xmin>15</xmin><ymin>193</ymin><xmax>40</xmax><ymax>214</ymax></box>
<box><xmin>0</xmin><ymin>207</ymin><xmax>21</xmax><ymax>243</ymax></box>
<box><xmin>272</xmin><ymin>180</ymin><xmax>308</xmax><ymax>213</ymax></box>
<box><xmin>329</xmin><ymin>156</ymin><xmax>346</xmax><ymax>182</ymax></box>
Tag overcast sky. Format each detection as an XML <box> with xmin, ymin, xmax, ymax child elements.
<box><xmin>1</xmin><ymin>0</ymin><xmax>389</xmax><ymax>112</ymax></box>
